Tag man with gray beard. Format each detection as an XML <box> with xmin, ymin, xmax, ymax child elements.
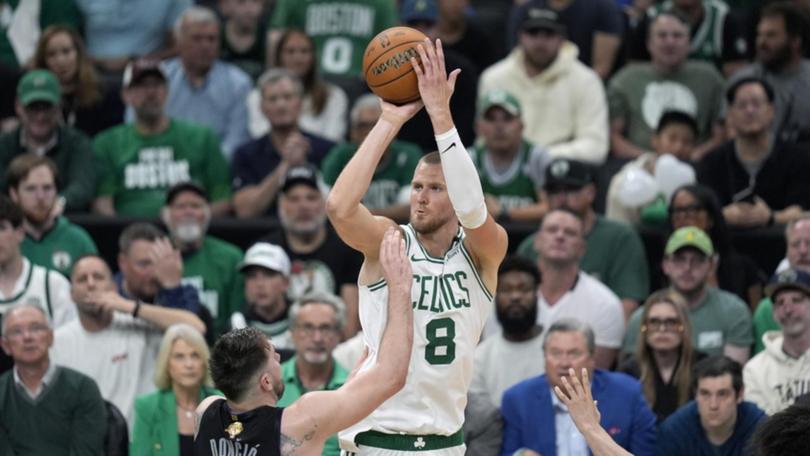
<box><xmin>263</xmin><ymin>164</ymin><xmax>363</xmax><ymax>339</ymax></box>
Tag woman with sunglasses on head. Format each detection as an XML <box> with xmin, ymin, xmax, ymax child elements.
<box><xmin>668</xmin><ymin>184</ymin><xmax>766</xmax><ymax>309</ymax></box>
<box><xmin>619</xmin><ymin>290</ymin><xmax>705</xmax><ymax>423</ymax></box>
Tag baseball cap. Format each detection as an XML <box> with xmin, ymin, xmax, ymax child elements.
<box><xmin>281</xmin><ymin>164</ymin><xmax>320</xmax><ymax>193</ymax></box>
<box><xmin>665</xmin><ymin>226</ymin><xmax>714</xmax><ymax>256</ymax></box>
<box><xmin>166</xmin><ymin>181</ymin><xmax>208</xmax><ymax>205</ymax></box>
<box><xmin>478</xmin><ymin>90</ymin><xmax>522</xmax><ymax>117</ymax></box>
<box><xmin>401</xmin><ymin>0</ymin><xmax>438</xmax><ymax>24</ymax></box>
<box><xmin>238</xmin><ymin>243</ymin><xmax>291</xmax><ymax>277</ymax></box>
<box><xmin>122</xmin><ymin>59</ymin><xmax>166</xmax><ymax>88</ymax></box>
<box><xmin>519</xmin><ymin>6</ymin><xmax>566</xmax><ymax>35</ymax></box>
<box><xmin>765</xmin><ymin>268</ymin><xmax>810</xmax><ymax>300</ymax></box>
<box><xmin>544</xmin><ymin>158</ymin><xmax>593</xmax><ymax>191</ymax></box>
<box><xmin>17</xmin><ymin>70</ymin><xmax>61</xmax><ymax>106</ymax></box>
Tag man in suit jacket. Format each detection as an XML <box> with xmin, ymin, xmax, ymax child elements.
<box><xmin>501</xmin><ymin>318</ymin><xmax>657</xmax><ymax>455</ymax></box>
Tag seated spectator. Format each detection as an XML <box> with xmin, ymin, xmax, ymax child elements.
<box><xmin>229</xmin><ymin>242</ymin><xmax>294</xmax><ymax>352</ymax></box>
<box><xmin>52</xmin><ymin>254</ymin><xmax>205</xmax><ymax>424</ymax></box>
<box><xmin>232</xmin><ymin>69</ymin><xmax>335</xmax><ymax>218</ymax></box>
<box><xmin>161</xmin><ymin>181</ymin><xmax>243</xmax><ymax>338</ymax></box>
<box><xmin>269</xmin><ymin>0</ymin><xmax>397</xmax><ymax>79</ymax></box>
<box><xmin>0</xmin><ymin>70</ymin><xmax>96</xmax><ymax>211</ymax></box>
<box><xmin>753</xmin><ymin>215</ymin><xmax>810</xmax><ymax>354</ymax></box>
<box><xmin>750</xmin><ymin>402</ymin><xmax>810</xmax><ymax>456</ymax></box>
<box><xmin>669</xmin><ymin>184</ymin><xmax>766</xmax><ymax>308</ymax></box>
<box><xmin>657</xmin><ymin>356</ymin><xmax>766</xmax><ymax>455</ymax></box>
<box><xmin>277</xmin><ymin>292</ymin><xmax>348</xmax><ymax>456</ymax></box>
<box><xmin>744</xmin><ymin>268</ymin><xmax>810</xmax><ymax>415</ymax></box>
<box><xmin>623</xmin><ymin>227</ymin><xmax>753</xmax><ymax>364</ymax></box>
<box><xmin>608</xmin><ymin>12</ymin><xmax>724</xmax><ymax>160</ymax></box>
<box><xmin>627</xmin><ymin>0</ymin><xmax>749</xmax><ymax>77</ymax></box>
<box><xmin>161</xmin><ymin>6</ymin><xmax>252</xmax><ymax>159</ymax></box>
<box><xmin>506</xmin><ymin>0</ymin><xmax>625</xmax><ymax>80</ymax></box>
<box><xmin>93</xmin><ymin>59</ymin><xmax>231</xmax><ymax>217</ymax></box>
<box><xmin>8</xmin><ymin>154</ymin><xmax>97</xmax><ymax>276</ymax></box>
<box><xmin>0</xmin><ymin>0</ymin><xmax>82</xmax><ymax>68</ymax></box>
<box><xmin>321</xmin><ymin>94</ymin><xmax>422</xmax><ymax>223</ymax></box>
<box><xmin>727</xmin><ymin>2</ymin><xmax>810</xmax><ymax>144</ymax></box>
<box><xmin>75</xmin><ymin>0</ymin><xmax>190</xmax><ymax>73</ymax></box>
<box><xmin>264</xmin><ymin>165</ymin><xmax>363</xmax><ymax>339</ymax></box>
<box><xmin>131</xmin><ymin>324</ymin><xmax>219</xmax><ymax>456</ymax></box>
<box><xmin>606</xmin><ymin>110</ymin><xmax>697</xmax><ymax>227</ymax></box>
<box><xmin>436</xmin><ymin>0</ymin><xmax>499</xmax><ymax>75</ymax></box>
<box><xmin>517</xmin><ymin>158</ymin><xmax>650</xmax><ymax>317</ymax></box>
<box><xmin>501</xmin><ymin>319</ymin><xmax>656</xmax><ymax>456</ymax></box>
<box><xmin>529</xmin><ymin>209</ymin><xmax>625</xmax><ymax>369</ymax></box>
<box><xmin>0</xmin><ymin>195</ymin><xmax>76</xmax><ymax>374</ymax></box>
<box><xmin>115</xmin><ymin>222</ymin><xmax>213</xmax><ymax>340</ymax></box>
<box><xmin>698</xmin><ymin>77</ymin><xmax>810</xmax><ymax>228</ymax></box>
<box><xmin>218</xmin><ymin>0</ymin><xmax>268</xmax><ymax>81</ymax></box>
<box><xmin>471</xmin><ymin>90</ymin><xmax>550</xmax><ymax>224</ymax></box>
<box><xmin>619</xmin><ymin>289</ymin><xmax>704</xmax><ymax>422</ymax></box>
<box><xmin>481</xmin><ymin>6</ymin><xmax>609</xmax><ymax>164</ymax></box>
<box><xmin>32</xmin><ymin>25</ymin><xmax>125</xmax><ymax>137</ymax></box>
<box><xmin>0</xmin><ymin>304</ymin><xmax>106</xmax><ymax>455</ymax></box>
<box><xmin>267</xmin><ymin>28</ymin><xmax>349</xmax><ymax>142</ymax></box>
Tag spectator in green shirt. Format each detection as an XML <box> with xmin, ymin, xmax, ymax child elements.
<box><xmin>277</xmin><ymin>291</ymin><xmax>349</xmax><ymax>456</ymax></box>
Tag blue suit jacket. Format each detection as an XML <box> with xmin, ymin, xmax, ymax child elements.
<box><xmin>500</xmin><ymin>369</ymin><xmax>657</xmax><ymax>456</ymax></box>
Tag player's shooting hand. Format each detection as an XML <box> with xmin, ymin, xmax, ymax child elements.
<box><xmin>380</xmin><ymin>98</ymin><xmax>424</xmax><ymax>126</ymax></box>
<box><xmin>411</xmin><ymin>38</ymin><xmax>460</xmax><ymax>117</ymax></box>
<box><xmin>554</xmin><ymin>368</ymin><xmax>601</xmax><ymax>434</ymax></box>
<box><xmin>379</xmin><ymin>228</ymin><xmax>412</xmax><ymax>295</ymax></box>
<box><xmin>151</xmin><ymin>237</ymin><xmax>183</xmax><ymax>288</ymax></box>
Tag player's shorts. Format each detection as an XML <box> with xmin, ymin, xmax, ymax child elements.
<box><xmin>340</xmin><ymin>429</ymin><xmax>465</xmax><ymax>456</ymax></box>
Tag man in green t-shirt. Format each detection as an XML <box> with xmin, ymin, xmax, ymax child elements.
<box><xmin>321</xmin><ymin>94</ymin><xmax>421</xmax><ymax>223</ymax></box>
<box><xmin>753</xmin><ymin>216</ymin><xmax>810</xmax><ymax>354</ymax></box>
<box><xmin>7</xmin><ymin>154</ymin><xmax>96</xmax><ymax>277</ymax></box>
<box><xmin>277</xmin><ymin>291</ymin><xmax>349</xmax><ymax>456</ymax></box>
<box><xmin>92</xmin><ymin>59</ymin><xmax>231</xmax><ymax>218</ymax></box>
<box><xmin>270</xmin><ymin>0</ymin><xmax>397</xmax><ymax>78</ymax></box>
<box><xmin>517</xmin><ymin>158</ymin><xmax>649</xmax><ymax>318</ymax></box>
<box><xmin>161</xmin><ymin>182</ymin><xmax>244</xmax><ymax>337</ymax></box>
<box><xmin>470</xmin><ymin>89</ymin><xmax>549</xmax><ymax>224</ymax></box>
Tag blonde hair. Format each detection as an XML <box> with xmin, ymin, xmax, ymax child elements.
<box><xmin>635</xmin><ymin>289</ymin><xmax>694</xmax><ymax>411</ymax></box>
<box><xmin>154</xmin><ymin>324</ymin><xmax>212</xmax><ymax>389</ymax></box>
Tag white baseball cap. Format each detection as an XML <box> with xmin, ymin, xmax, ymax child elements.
<box><xmin>238</xmin><ymin>243</ymin><xmax>290</xmax><ymax>277</ymax></box>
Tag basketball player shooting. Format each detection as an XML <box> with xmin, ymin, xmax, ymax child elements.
<box><xmin>326</xmin><ymin>38</ymin><xmax>508</xmax><ymax>455</ymax></box>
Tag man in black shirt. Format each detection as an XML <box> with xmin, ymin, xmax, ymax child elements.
<box><xmin>194</xmin><ymin>229</ymin><xmax>414</xmax><ymax>455</ymax></box>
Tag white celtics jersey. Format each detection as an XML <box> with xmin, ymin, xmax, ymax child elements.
<box><xmin>339</xmin><ymin>224</ymin><xmax>494</xmax><ymax>450</ymax></box>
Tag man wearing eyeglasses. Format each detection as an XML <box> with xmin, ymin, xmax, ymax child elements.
<box><xmin>623</xmin><ymin>227</ymin><xmax>753</xmax><ymax>364</ymax></box>
<box><xmin>277</xmin><ymin>291</ymin><xmax>349</xmax><ymax>456</ymax></box>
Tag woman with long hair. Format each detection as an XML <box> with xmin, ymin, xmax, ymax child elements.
<box><xmin>668</xmin><ymin>184</ymin><xmax>766</xmax><ymax>308</ymax></box>
<box><xmin>32</xmin><ymin>25</ymin><xmax>124</xmax><ymax>136</ymax></box>
<box><xmin>131</xmin><ymin>324</ymin><xmax>219</xmax><ymax>456</ymax></box>
<box><xmin>619</xmin><ymin>290</ymin><xmax>702</xmax><ymax>422</ymax></box>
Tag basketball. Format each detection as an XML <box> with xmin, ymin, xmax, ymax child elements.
<box><xmin>363</xmin><ymin>26</ymin><xmax>428</xmax><ymax>105</ymax></box>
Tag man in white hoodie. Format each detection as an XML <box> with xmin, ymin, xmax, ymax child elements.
<box><xmin>743</xmin><ymin>268</ymin><xmax>810</xmax><ymax>415</ymax></box>
<box><xmin>478</xmin><ymin>6</ymin><xmax>608</xmax><ymax>165</ymax></box>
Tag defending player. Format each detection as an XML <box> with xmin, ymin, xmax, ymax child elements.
<box><xmin>194</xmin><ymin>228</ymin><xmax>414</xmax><ymax>455</ymax></box>
<box><xmin>326</xmin><ymin>38</ymin><xmax>508</xmax><ymax>455</ymax></box>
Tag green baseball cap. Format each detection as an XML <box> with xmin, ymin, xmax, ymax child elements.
<box><xmin>665</xmin><ymin>226</ymin><xmax>714</xmax><ymax>256</ymax></box>
<box><xmin>478</xmin><ymin>90</ymin><xmax>521</xmax><ymax>117</ymax></box>
<box><xmin>17</xmin><ymin>70</ymin><xmax>61</xmax><ymax>106</ymax></box>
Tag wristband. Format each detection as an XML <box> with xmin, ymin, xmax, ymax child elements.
<box><xmin>132</xmin><ymin>300</ymin><xmax>142</xmax><ymax>318</ymax></box>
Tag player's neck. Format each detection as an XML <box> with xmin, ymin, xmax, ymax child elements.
<box><xmin>414</xmin><ymin>223</ymin><xmax>458</xmax><ymax>258</ymax></box>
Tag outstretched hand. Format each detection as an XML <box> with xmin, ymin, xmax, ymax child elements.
<box><xmin>411</xmin><ymin>38</ymin><xmax>460</xmax><ymax>118</ymax></box>
<box><xmin>379</xmin><ymin>228</ymin><xmax>412</xmax><ymax>294</ymax></box>
<box><xmin>380</xmin><ymin>97</ymin><xmax>424</xmax><ymax>126</ymax></box>
<box><xmin>554</xmin><ymin>368</ymin><xmax>601</xmax><ymax>433</ymax></box>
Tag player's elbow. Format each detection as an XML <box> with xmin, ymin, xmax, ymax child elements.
<box><xmin>325</xmin><ymin>191</ymin><xmax>353</xmax><ymax>220</ymax></box>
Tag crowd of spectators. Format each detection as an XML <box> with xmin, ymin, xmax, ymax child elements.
<box><xmin>2</xmin><ymin>0</ymin><xmax>810</xmax><ymax>455</ymax></box>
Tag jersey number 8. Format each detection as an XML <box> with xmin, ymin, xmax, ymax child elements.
<box><xmin>425</xmin><ymin>318</ymin><xmax>456</xmax><ymax>365</ymax></box>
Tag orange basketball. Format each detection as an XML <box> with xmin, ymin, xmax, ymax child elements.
<box><xmin>363</xmin><ymin>26</ymin><xmax>428</xmax><ymax>105</ymax></box>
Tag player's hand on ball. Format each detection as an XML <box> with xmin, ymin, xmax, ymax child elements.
<box><xmin>411</xmin><ymin>38</ymin><xmax>460</xmax><ymax>116</ymax></box>
<box><xmin>379</xmin><ymin>228</ymin><xmax>411</xmax><ymax>294</ymax></box>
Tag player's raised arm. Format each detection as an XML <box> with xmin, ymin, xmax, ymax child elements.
<box><xmin>281</xmin><ymin>228</ymin><xmax>414</xmax><ymax>441</ymax></box>
<box><xmin>412</xmin><ymin>38</ymin><xmax>508</xmax><ymax>278</ymax></box>
<box><xmin>325</xmin><ymin>99</ymin><xmax>422</xmax><ymax>260</ymax></box>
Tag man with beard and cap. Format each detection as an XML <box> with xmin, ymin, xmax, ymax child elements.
<box><xmin>277</xmin><ymin>291</ymin><xmax>349</xmax><ymax>456</ymax></box>
<box><xmin>7</xmin><ymin>154</ymin><xmax>97</xmax><ymax>277</ymax></box>
<box><xmin>464</xmin><ymin>256</ymin><xmax>544</xmax><ymax>455</ymax></box>
<box><xmin>263</xmin><ymin>164</ymin><xmax>362</xmax><ymax>339</ymax></box>
<box><xmin>162</xmin><ymin>181</ymin><xmax>244</xmax><ymax>337</ymax></box>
